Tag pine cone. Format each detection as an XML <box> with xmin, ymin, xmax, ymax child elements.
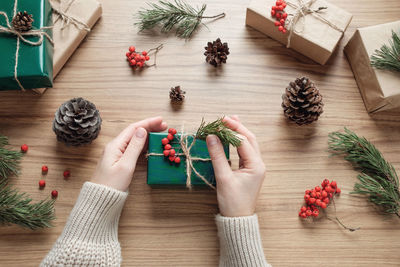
<box><xmin>12</xmin><ymin>11</ymin><xmax>34</xmax><ymax>32</ymax></box>
<box><xmin>53</xmin><ymin>98</ymin><xmax>102</xmax><ymax>146</ymax></box>
<box><xmin>169</xmin><ymin>86</ymin><xmax>186</xmax><ymax>102</ymax></box>
<box><xmin>281</xmin><ymin>77</ymin><xmax>324</xmax><ymax>125</ymax></box>
<box><xmin>204</xmin><ymin>38</ymin><xmax>229</xmax><ymax>67</ymax></box>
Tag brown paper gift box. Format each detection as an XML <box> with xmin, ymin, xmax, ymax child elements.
<box><xmin>34</xmin><ymin>0</ymin><xmax>102</xmax><ymax>94</ymax></box>
<box><xmin>245</xmin><ymin>0</ymin><xmax>352</xmax><ymax>65</ymax></box>
<box><xmin>344</xmin><ymin>21</ymin><xmax>400</xmax><ymax>113</ymax></box>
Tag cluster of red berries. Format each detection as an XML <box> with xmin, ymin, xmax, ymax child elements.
<box><xmin>161</xmin><ymin>128</ymin><xmax>181</xmax><ymax>164</ymax></box>
<box><xmin>299</xmin><ymin>179</ymin><xmax>341</xmax><ymax>218</ymax></box>
<box><xmin>126</xmin><ymin>46</ymin><xmax>150</xmax><ymax>68</ymax></box>
<box><xmin>271</xmin><ymin>0</ymin><xmax>288</xmax><ymax>33</ymax></box>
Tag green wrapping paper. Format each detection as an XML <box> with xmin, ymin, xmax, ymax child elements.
<box><xmin>147</xmin><ymin>132</ymin><xmax>230</xmax><ymax>186</ymax></box>
<box><xmin>0</xmin><ymin>0</ymin><xmax>53</xmax><ymax>90</ymax></box>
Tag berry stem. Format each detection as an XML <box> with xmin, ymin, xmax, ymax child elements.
<box><xmin>147</xmin><ymin>44</ymin><xmax>164</xmax><ymax>67</ymax></box>
<box><xmin>200</xmin><ymin>12</ymin><xmax>226</xmax><ymax>20</ymax></box>
<box><xmin>326</xmin><ymin>198</ymin><xmax>360</xmax><ymax>232</ymax></box>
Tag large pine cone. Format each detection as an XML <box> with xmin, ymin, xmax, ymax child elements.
<box><xmin>281</xmin><ymin>77</ymin><xmax>324</xmax><ymax>125</ymax></box>
<box><xmin>169</xmin><ymin>86</ymin><xmax>185</xmax><ymax>102</ymax></box>
<box><xmin>53</xmin><ymin>98</ymin><xmax>102</xmax><ymax>146</ymax></box>
<box><xmin>12</xmin><ymin>11</ymin><xmax>34</xmax><ymax>32</ymax></box>
<box><xmin>204</xmin><ymin>38</ymin><xmax>229</xmax><ymax>67</ymax></box>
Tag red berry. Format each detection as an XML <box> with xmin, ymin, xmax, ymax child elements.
<box><xmin>163</xmin><ymin>150</ymin><xmax>170</xmax><ymax>157</ymax></box>
<box><xmin>315</xmin><ymin>186</ymin><xmax>321</xmax><ymax>192</ymax></box>
<box><xmin>174</xmin><ymin>157</ymin><xmax>181</xmax><ymax>164</ymax></box>
<box><xmin>322</xmin><ymin>179</ymin><xmax>329</xmax><ymax>187</ymax></box>
<box><xmin>323</xmin><ymin>198</ymin><xmax>330</xmax><ymax>204</ymax></box>
<box><xmin>276</xmin><ymin>12</ymin><xmax>281</xmax><ymax>19</ymax></box>
<box><xmin>164</xmin><ymin>144</ymin><xmax>172</xmax><ymax>150</ymax></box>
<box><xmin>145</xmin><ymin>56</ymin><xmax>150</xmax><ymax>61</ymax></box>
<box><xmin>20</xmin><ymin>144</ymin><xmax>28</xmax><ymax>153</ymax></box>
<box><xmin>300</xmin><ymin>212</ymin><xmax>307</xmax><ymax>218</ymax></box>
<box><xmin>321</xmin><ymin>190</ymin><xmax>328</xmax><ymax>198</ymax></box>
<box><xmin>63</xmin><ymin>170</ymin><xmax>70</xmax><ymax>179</ymax></box>
<box><xmin>306</xmin><ymin>210</ymin><xmax>312</xmax><ymax>217</ymax></box>
<box><xmin>274</xmin><ymin>21</ymin><xmax>280</xmax><ymax>26</ymax></box>
<box><xmin>130</xmin><ymin>59</ymin><xmax>136</xmax><ymax>66</ymax></box>
<box><xmin>282</xmin><ymin>3</ymin><xmax>287</xmax><ymax>8</ymax></box>
<box><xmin>276</xmin><ymin>1</ymin><xmax>282</xmax><ymax>5</ymax></box>
<box><xmin>310</xmin><ymin>191</ymin><xmax>316</xmax><ymax>198</ymax></box>
<box><xmin>330</xmin><ymin>181</ymin><xmax>337</xmax><ymax>188</ymax></box>
<box><xmin>167</xmin><ymin>133</ymin><xmax>174</xmax><ymax>141</ymax></box>
<box><xmin>309</xmin><ymin>198</ymin><xmax>316</xmax><ymax>204</ymax></box>
<box><xmin>272</xmin><ymin>5</ymin><xmax>277</xmax><ymax>10</ymax></box>
<box><xmin>39</xmin><ymin>179</ymin><xmax>46</xmax><ymax>188</ymax></box>
<box><xmin>305</xmin><ymin>190</ymin><xmax>311</xmax><ymax>195</ymax></box>
<box><xmin>169</xmin><ymin>149</ymin><xmax>176</xmax><ymax>157</ymax></box>
<box><xmin>51</xmin><ymin>190</ymin><xmax>58</xmax><ymax>198</ymax></box>
<box><xmin>315</xmin><ymin>199</ymin><xmax>322</xmax><ymax>206</ymax></box>
<box><xmin>325</xmin><ymin>185</ymin><xmax>332</xmax><ymax>193</ymax></box>
<box><xmin>168</xmin><ymin>128</ymin><xmax>177</xmax><ymax>135</ymax></box>
<box><xmin>42</xmin><ymin>165</ymin><xmax>48</xmax><ymax>174</ymax></box>
<box><xmin>271</xmin><ymin>10</ymin><xmax>276</xmax><ymax>16</ymax></box>
<box><xmin>136</xmin><ymin>62</ymin><xmax>143</xmax><ymax>67</ymax></box>
<box><xmin>312</xmin><ymin>210</ymin><xmax>319</xmax><ymax>217</ymax></box>
<box><xmin>129</xmin><ymin>46</ymin><xmax>135</xmax><ymax>52</ymax></box>
<box><xmin>126</xmin><ymin>52</ymin><xmax>131</xmax><ymax>58</ymax></box>
<box><xmin>161</xmin><ymin>138</ymin><xmax>169</xmax><ymax>145</ymax></box>
<box><xmin>321</xmin><ymin>202</ymin><xmax>327</xmax><ymax>209</ymax></box>
<box><xmin>316</xmin><ymin>192</ymin><xmax>321</xmax><ymax>199</ymax></box>
<box><xmin>169</xmin><ymin>156</ymin><xmax>175</xmax><ymax>162</ymax></box>
<box><xmin>282</xmin><ymin>28</ymin><xmax>287</xmax><ymax>34</ymax></box>
<box><xmin>280</xmin><ymin>19</ymin><xmax>285</xmax><ymax>25</ymax></box>
<box><xmin>282</xmin><ymin>12</ymin><xmax>288</xmax><ymax>19</ymax></box>
<box><xmin>336</xmin><ymin>188</ymin><xmax>341</xmax><ymax>194</ymax></box>
<box><xmin>328</xmin><ymin>193</ymin><xmax>333</xmax><ymax>199</ymax></box>
<box><xmin>304</xmin><ymin>195</ymin><xmax>310</xmax><ymax>201</ymax></box>
<box><xmin>142</xmin><ymin>51</ymin><xmax>148</xmax><ymax>56</ymax></box>
<box><xmin>301</xmin><ymin>206</ymin><xmax>307</xmax><ymax>212</ymax></box>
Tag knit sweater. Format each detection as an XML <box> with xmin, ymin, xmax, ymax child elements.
<box><xmin>41</xmin><ymin>182</ymin><xmax>269</xmax><ymax>267</ymax></box>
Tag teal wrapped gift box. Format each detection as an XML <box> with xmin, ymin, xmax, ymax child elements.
<box><xmin>147</xmin><ymin>132</ymin><xmax>230</xmax><ymax>186</ymax></box>
<box><xmin>0</xmin><ymin>0</ymin><xmax>53</xmax><ymax>90</ymax></box>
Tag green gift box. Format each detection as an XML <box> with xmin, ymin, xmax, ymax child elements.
<box><xmin>0</xmin><ymin>0</ymin><xmax>53</xmax><ymax>90</ymax></box>
<box><xmin>147</xmin><ymin>132</ymin><xmax>229</xmax><ymax>186</ymax></box>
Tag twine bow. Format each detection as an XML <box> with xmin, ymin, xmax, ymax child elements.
<box><xmin>0</xmin><ymin>0</ymin><xmax>54</xmax><ymax>91</ymax></box>
<box><xmin>51</xmin><ymin>0</ymin><xmax>90</xmax><ymax>31</ymax></box>
<box><xmin>147</xmin><ymin>128</ymin><xmax>216</xmax><ymax>189</ymax></box>
<box><xmin>285</xmin><ymin>0</ymin><xmax>344</xmax><ymax>48</ymax></box>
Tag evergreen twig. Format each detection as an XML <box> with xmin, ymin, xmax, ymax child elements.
<box><xmin>135</xmin><ymin>0</ymin><xmax>225</xmax><ymax>39</ymax></box>
<box><xmin>328</xmin><ymin>128</ymin><xmax>400</xmax><ymax>218</ymax></box>
<box><xmin>0</xmin><ymin>136</ymin><xmax>23</xmax><ymax>179</ymax></box>
<box><xmin>195</xmin><ymin>117</ymin><xmax>241</xmax><ymax>147</ymax></box>
<box><xmin>370</xmin><ymin>30</ymin><xmax>400</xmax><ymax>72</ymax></box>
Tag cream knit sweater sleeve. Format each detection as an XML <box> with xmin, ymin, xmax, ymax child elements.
<box><xmin>41</xmin><ymin>182</ymin><xmax>128</xmax><ymax>267</ymax></box>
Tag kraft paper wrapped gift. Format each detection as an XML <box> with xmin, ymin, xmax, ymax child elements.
<box><xmin>34</xmin><ymin>0</ymin><xmax>102</xmax><ymax>94</ymax></box>
<box><xmin>344</xmin><ymin>21</ymin><xmax>400</xmax><ymax>113</ymax></box>
<box><xmin>147</xmin><ymin>132</ymin><xmax>229</xmax><ymax>186</ymax></box>
<box><xmin>0</xmin><ymin>0</ymin><xmax>53</xmax><ymax>90</ymax></box>
<box><xmin>246</xmin><ymin>0</ymin><xmax>352</xmax><ymax>65</ymax></box>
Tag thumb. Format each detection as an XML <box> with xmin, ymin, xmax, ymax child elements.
<box><xmin>206</xmin><ymin>135</ymin><xmax>232</xmax><ymax>183</ymax></box>
<box><xmin>121</xmin><ymin>127</ymin><xmax>147</xmax><ymax>166</ymax></box>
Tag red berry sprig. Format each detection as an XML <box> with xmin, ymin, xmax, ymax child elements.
<box><xmin>299</xmin><ymin>179</ymin><xmax>340</xmax><ymax>219</ymax></box>
<box><xmin>126</xmin><ymin>44</ymin><xmax>163</xmax><ymax>69</ymax></box>
<box><xmin>271</xmin><ymin>0</ymin><xmax>288</xmax><ymax>33</ymax></box>
<box><xmin>161</xmin><ymin>128</ymin><xmax>181</xmax><ymax>164</ymax></box>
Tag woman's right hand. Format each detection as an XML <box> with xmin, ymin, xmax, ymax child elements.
<box><xmin>206</xmin><ymin>116</ymin><xmax>266</xmax><ymax>217</ymax></box>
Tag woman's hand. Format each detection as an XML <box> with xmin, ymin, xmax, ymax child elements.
<box><xmin>206</xmin><ymin>116</ymin><xmax>266</xmax><ymax>217</ymax></box>
<box><xmin>91</xmin><ymin>116</ymin><xmax>167</xmax><ymax>192</ymax></box>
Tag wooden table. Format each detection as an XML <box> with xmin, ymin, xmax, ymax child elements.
<box><xmin>1</xmin><ymin>0</ymin><xmax>400</xmax><ymax>266</ymax></box>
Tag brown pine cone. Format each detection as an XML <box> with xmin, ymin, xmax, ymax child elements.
<box><xmin>12</xmin><ymin>11</ymin><xmax>34</xmax><ymax>32</ymax></box>
<box><xmin>169</xmin><ymin>86</ymin><xmax>186</xmax><ymax>102</ymax></box>
<box><xmin>204</xmin><ymin>38</ymin><xmax>229</xmax><ymax>67</ymax></box>
<box><xmin>281</xmin><ymin>77</ymin><xmax>324</xmax><ymax>125</ymax></box>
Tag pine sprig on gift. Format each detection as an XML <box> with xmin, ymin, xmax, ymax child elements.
<box><xmin>370</xmin><ymin>30</ymin><xmax>400</xmax><ymax>72</ymax></box>
<box><xmin>0</xmin><ymin>136</ymin><xmax>23</xmax><ymax>179</ymax></box>
<box><xmin>135</xmin><ymin>0</ymin><xmax>225</xmax><ymax>38</ymax></box>
<box><xmin>0</xmin><ymin>180</ymin><xmax>55</xmax><ymax>230</ymax></box>
<box><xmin>328</xmin><ymin>128</ymin><xmax>400</xmax><ymax>218</ymax></box>
<box><xmin>195</xmin><ymin>117</ymin><xmax>241</xmax><ymax>147</ymax></box>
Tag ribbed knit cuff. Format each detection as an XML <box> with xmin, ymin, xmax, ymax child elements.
<box><xmin>60</xmin><ymin>182</ymin><xmax>128</xmax><ymax>244</ymax></box>
<box><xmin>216</xmin><ymin>214</ymin><xmax>270</xmax><ymax>267</ymax></box>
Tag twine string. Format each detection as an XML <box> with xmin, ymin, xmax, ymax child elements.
<box><xmin>0</xmin><ymin>0</ymin><xmax>54</xmax><ymax>91</ymax></box>
<box><xmin>285</xmin><ymin>0</ymin><xmax>344</xmax><ymax>48</ymax></box>
<box><xmin>146</xmin><ymin>127</ymin><xmax>216</xmax><ymax>189</ymax></box>
<box><xmin>51</xmin><ymin>0</ymin><xmax>90</xmax><ymax>31</ymax></box>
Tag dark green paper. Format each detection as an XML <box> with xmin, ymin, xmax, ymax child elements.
<box><xmin>0</xmin><ymin>0</ymin><xmax>53</xmax><ymax>90</ymax></box>
<box><xmin>147</xmin><ymin>132</ymin><xmax>229</xmax><ymax>186</ymax></box>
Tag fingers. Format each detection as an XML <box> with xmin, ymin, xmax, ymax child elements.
<box><xmin>120</xmin><ymin>127</ymin><xmax>147</xmax><ymax>166</ymax></box>
<box><xmin>235</xmin><ymin>135</ymin><xmax>259</xmax><ymax>168</ymax></box>
<box><xmin>223</xmin><ymin>116</ymin><xmax>260</xmax><ymax>155</ymax></box>
<box><xmin>206</xmin><ymin>135</ymin><xmax>232</xmax><ymax>182</ymax></box>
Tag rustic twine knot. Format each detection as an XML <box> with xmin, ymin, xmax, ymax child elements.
<box><xmin>285</xmin><ymin>0</ymin><xmax>344</xmax><ymax>48</ymax></box>
<box><xmin>51</xmin><ymin>0</ymin><xmax>90</xmax><ymax>31</ymax></box>
<box><xmin>147</xmin><ymin>128</ymin><xmax>216</xmax><ymax>190</ymax></box>
<box><xmin>0</xmin><ymin>0</ymin><xmax>54</xmax><ymax>91</ymax></box>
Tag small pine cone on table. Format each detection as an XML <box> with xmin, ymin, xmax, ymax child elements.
<box><xmin>170</xmin><ymin>86</ymin><xmax>186</xmax><ymax>102</ymax></box>
<box><xmin>53</xmin><ymin>98</ymin><xmax>102</xmax><ymax>146</ymax></box>
<box><xmin>204</xmin><ymin>38</ymin><xmax>230</xmax><ymax>67</ymax></box>
<box><xmin>12</xmin><ymin>11</ymin><xmax>34</xmax><ymax>32</ymax></box>
<box><xmin>281</xmin><ymin>77</ymin><xmax>324</xmax><ymax>125</ymax></box>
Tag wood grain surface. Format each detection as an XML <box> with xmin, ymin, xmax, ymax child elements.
<box><xmin>1</xmin><ymin>0</ymin><xmax>400</xmax><ymax>266</ymax></box>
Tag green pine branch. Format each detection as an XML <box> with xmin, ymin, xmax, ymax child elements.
<box><xmin>328</xmin><ymin>128</ymin><xmax>400</xmax><ymax>218</ymax></box>
<box><xmin>135</xmin><ymin>0</ymin><xmax>225</xmax><ymax>38</ymax></box>
<box><xmin>370</xmin><ymin>30</ymin><xmax>400</xmax><ymax>72</ymax></box>
<box><xmin>195</xmin><ymin>117</ymin><xmax>241</xmax><ymax>147</ymax></box>
<box><xmin>0</xmin><ymin>136</ymin><xmax>23</xmax><ymax>180</ymax></box>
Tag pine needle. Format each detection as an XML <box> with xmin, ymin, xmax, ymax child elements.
<box><xmin>328</xmin><ymin>128</ymin><xmax>400</xmax><ymax>217</ymax></box>
<box><xmin>0</xmin><ymin>135</ymin><xmax>23</xmax><ymax>180</ymax></box>
<box><xmin>135</xmin><ymin>0</ymin><xmax>225</xmax><ymax>39</ymax></box>
<box><xmin>195</xmin><ymin>117</ymin><xmax>241</xmax><ymax>147</ymax></box>
<box><xmin>370</xmin><ymin>30</ymin><xmax>400</xmax><ymax>72</ymax></box>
